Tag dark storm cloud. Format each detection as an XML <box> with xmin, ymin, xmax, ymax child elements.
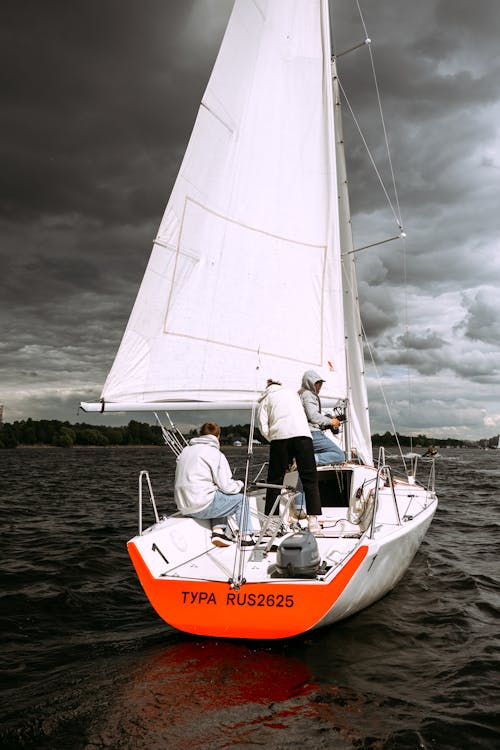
<box><xmin>1</xmin><ymin>1</ymin><xmax>234</xmax><ymax>322</ymax></box>
<box><xmin>0</xmin><ymin>0</ymin><xmax>236</xmax><ymax>424</ymax></box>
<box><xmin>1</xmin><ymin>1</ymin><xmax>222</xmax><ymax>224</ymax></box>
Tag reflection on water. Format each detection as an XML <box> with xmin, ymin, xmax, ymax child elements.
<box><xmin>85</xmin><ymin>639</ymin><xmax>376</xmax><ymax>750</ymax></box>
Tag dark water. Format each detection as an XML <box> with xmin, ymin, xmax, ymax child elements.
<box><xmin>1</xmin><ymin>446</ymin><xmax>499</xmax><ymax>749</ymax></box>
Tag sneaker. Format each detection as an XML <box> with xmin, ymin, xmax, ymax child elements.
<box><xmin>291</xmin><ymin>507</ymin><xmax>307</xmax><ymax>520</ymax></box>
<box><xmin>211</xmin><ymin>530</ymin><xmax>233</xmax><ymax>547</ymax></box>
<box><xmin>240</xmin><ymin>537</ymin><xmax>256</xmax><ymax>547</ymax></box>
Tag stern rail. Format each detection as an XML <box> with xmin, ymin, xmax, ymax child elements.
<box><xmin>138</xmin><ymin>470</ymin><xmax>160</xmax><ymax>535</ymax></box>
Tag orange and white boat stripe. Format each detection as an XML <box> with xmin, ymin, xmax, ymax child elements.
<box><xmin>128</xmin><ymin>541</ymin><xmax>368</xmax><ymax>639</ymax></box>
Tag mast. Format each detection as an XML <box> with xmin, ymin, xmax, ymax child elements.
<box><xmin>328</xmin><ymin>2</ymin><xmax>373</xmax><ymax>465</ymax></box>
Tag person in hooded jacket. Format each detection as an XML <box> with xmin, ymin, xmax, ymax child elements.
<box><xmin>174</xmin><ymin>421</ymin><xmax>254</xmax><ymax>547</ymax></box>
<box><xmin>299</xmin><ymin>369</ymin><xmax>345</xmax><ymax>465</ymax></box>
<box><xmin>257</xmin><ymin>379</ymin><xmax>322</xmax><ymax>533</ymax></box>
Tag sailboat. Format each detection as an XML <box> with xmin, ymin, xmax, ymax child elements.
<box><xmin>81</xmin><ymin>0</ymin><xmax>437</xmax><ymax>639</ymax></box>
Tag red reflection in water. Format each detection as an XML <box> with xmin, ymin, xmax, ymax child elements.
<box><xmin>88</xmin><ymin>640</ymin><xmax>365</xmax><ymax>749</ymax></box>
<box><xmin>129</xmin><ymin>640</ymin><xmax>315</xmax><ymax>709</ymax></box>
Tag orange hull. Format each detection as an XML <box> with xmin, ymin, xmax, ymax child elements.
<box><xmin>128</xmin><ymin>541</ymin><xmax>368</xmax><ymax>639</ymax></box>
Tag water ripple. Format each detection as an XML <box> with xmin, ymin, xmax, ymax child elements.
<box><xmin>0</xmin><ymin>447</ymin><xmax>498</xmax><ymax>749</ymax></box>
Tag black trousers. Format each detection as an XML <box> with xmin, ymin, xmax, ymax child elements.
<box><xmin>265</xmin><ymin>436</ymin><xmax>321</xmax><ymax>516</ymax></box>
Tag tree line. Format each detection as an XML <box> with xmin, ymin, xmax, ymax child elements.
<box><xmin>0</xmin><ymin>419</ymin><xmax>265</xmax><ymax>449</ymax></box>
<box><xmin>370</xmin><ymin>432</ymin><xmax>480</xmax><ymax>449</ymax></box>
<box><xmin>0</xmin><ymin>419</ymin><xmax>494</xmax><ymax>449</ymax></box>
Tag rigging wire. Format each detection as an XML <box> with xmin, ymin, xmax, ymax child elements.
<box><xmin>231</xmin><ymin>348</ymin><xmax>262</xmax><ymax>587</ymax></box>
<box><xmin>340</xmin><ymin>238</ymin><xmax>408</xmax><ymax>472</ymax></box>
<box><xmin>336</xmin><ymin>76</ymin><xmax>402</xmax><ymax>231</ymax></box>
<box><xmin>353</xmin><ymin>0</ymin><xmax>414</xmax><ymax>456</ymax></box>
<box><xmin>360</xmin><ymin>318</ymin><xmax>409</xmax><ymax>475</ymax></box>
<box><xmin>334</xmin><ymin>0</ymin><xmax>415</xmax><ymax>461</ymax></box>
<box><xmin>354</xmin><ymin>0</ymin><xmax>404</xmax><ymax>229</ymax></box>
<box><xmin>333</xmin><ymin>0</ymin><xmax>403</xmax><ymax>233</ymax></box>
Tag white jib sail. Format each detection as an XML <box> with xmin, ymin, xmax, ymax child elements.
<box><xmin>100</xmin><ymin>0</ymin><xmax>348</xmax><ymax>414</ymax></box>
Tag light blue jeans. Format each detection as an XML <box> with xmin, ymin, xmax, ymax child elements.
<box><xmin>312</xmin><ymin>430</ymin><xmax>345</xmax><ymax>465</ymax></box>
<box><xmin>189</xmin><ymin>490</ymin><xmax>253</xmax><ymax>535</ymax></box>
<box><xmin>294</xmin><ymin>432</ymin><xmax>345</xmax><ymax>510</ymax></box>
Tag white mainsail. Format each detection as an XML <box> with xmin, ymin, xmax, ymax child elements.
<box><xmin>86</xmin><ymin>0</ymin><xmax>373</xmax><ymax>464</ymax></box>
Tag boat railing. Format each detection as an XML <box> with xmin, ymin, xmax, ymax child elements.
<box><xmin>427</xmin><ymin>460</ymin><xmax>436</xmax><ymax>493</ymax></box>
<box><xmin>377</xmin><ymin>444</ymin><xmax>436</xmax><ymax>493</ymax></box>
<box><xmin>377</xmin><ymin>446</ymin><xmax>386</xmax><ymax>468</ymax></box>
<box><xmin>250</xmin><ymin>482</ymin><xmax>300</xmax><ymax>558</ymax></box>
<box><xmin>138</xmin><ymin>470</ymin><xmax>160</xmax><ymax>536</ymax></box>
<box><xmin>369</xmin><ymin>463</ymin><xmax>401</xmax><ymax>539</ymax></box>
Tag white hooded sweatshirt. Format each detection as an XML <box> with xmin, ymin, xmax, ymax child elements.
<box><xmin>257</xmin><ymin>383</ymin><xmax>311</xmax><ymax>442</ymax></box>
<box><xmin>174</xmin><ymin>434</ymin><xmax>244</xmax><ymax>514</ymax></box>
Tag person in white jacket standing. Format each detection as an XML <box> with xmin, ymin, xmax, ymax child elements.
<box><xmin>174</xmin><ymin>422</ymin><xmax>254</xmax><ymax>547</ymax></box>
<box><xmin>257</xmin><ymin>379</ymin><xmax>322</xmax><ymax>533</ymax></box>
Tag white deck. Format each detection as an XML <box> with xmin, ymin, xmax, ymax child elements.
<box><xmin>131</xmin><ymin>462</ymin><xmax>437</xmax><ymax>588</ymax></box>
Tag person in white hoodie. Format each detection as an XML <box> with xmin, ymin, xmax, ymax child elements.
<box><xmin>174</xmin><ymin>422</ymin><xmax>254</xmax><ymax>547</ymax></box>
<box><xmin>257</xmin><ymin>379</ymin><xmax>322</xmax><ymax>533</ymax></box>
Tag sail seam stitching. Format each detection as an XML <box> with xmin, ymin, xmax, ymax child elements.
<box><xmin>162</xmin><ymin>329</ymin><xmax>324</xmax><ymax>367</ymax></box>
<box><xmin>186</xmin><ymin>196</ymin><xmax>326</xmax><ymax>249</ymax></box>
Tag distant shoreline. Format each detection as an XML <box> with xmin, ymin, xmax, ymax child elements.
<box><xmin>14</xmin><ymin>443</ymin><xmax>259</xmax><ymax>450</ymax></box>
<box><xmin>14</xmin><ymin>444</ymin><xmax>171</xmax><ymax>449</ymax></box>
<box><xmin>2</xmin><ymin>419</ymin><xmax>491</xmax><ymax>449</ymax></box>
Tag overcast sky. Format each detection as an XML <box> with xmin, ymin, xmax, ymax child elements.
<box><xmin>1</xmin><ymin>0</ymin><xmax>499</xmax><ymax>440</ymax></box>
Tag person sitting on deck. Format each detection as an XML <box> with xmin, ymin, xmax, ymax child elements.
<box><xmin>174</xmin><ymin>422</ymin><xmax>254</xmax><ymax>548</ymax></box>
<box><xmin>299</xmin><ymin>369</ymin><xmax>345</xmax><ymax>466</ymax></box>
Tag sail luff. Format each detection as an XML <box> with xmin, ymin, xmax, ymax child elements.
<box><xmin>321</xmin><ymin>0</ymin><xmax>344</xmax><ymax>374</ymax></box>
